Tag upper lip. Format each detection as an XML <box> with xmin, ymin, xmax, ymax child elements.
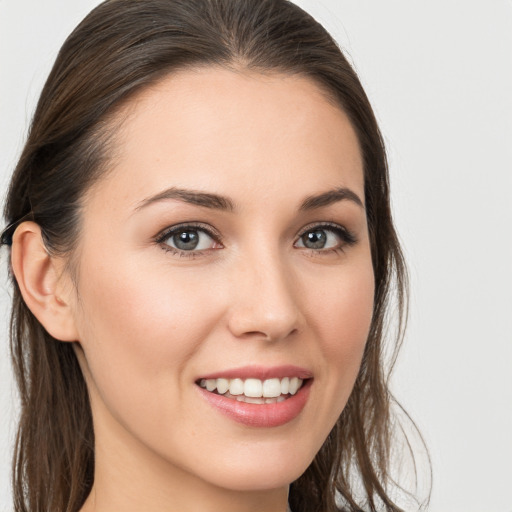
<box><xmin>197</xmin><ymin>365</ymin><xmax>313</xmax><ymax>381</ymax></box>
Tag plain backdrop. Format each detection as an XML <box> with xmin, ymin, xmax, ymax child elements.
<box><xmin>1</xmin><ymin>1</ymin><xmax>511</xmax><ymax>511</ymax></box>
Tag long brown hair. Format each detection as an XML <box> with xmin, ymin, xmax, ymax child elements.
<box><xmin>3</xmin><ymin>1</ymin><xmax>425</xmax><ymax>510</ymax></box>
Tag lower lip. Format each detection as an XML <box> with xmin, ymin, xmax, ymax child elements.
<box><xmin>197</xmin><ymin>380</ymin><xmax>312</xmax><ymax>428</ymax></box>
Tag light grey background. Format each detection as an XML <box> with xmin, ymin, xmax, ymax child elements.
<box><xmin>1</xmin><ymin>1</ymin><xmax>511</xmax><ymax>510</ymax></box>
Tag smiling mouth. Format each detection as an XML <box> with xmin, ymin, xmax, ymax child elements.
<box><xmin>197</xmin><ymin>377</ymin><xmax>306</xmax><ymax>404</ymax></box>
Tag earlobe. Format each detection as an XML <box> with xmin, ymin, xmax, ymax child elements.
<box><xmin>11</xmin><ymin>221</ymin><xmax>79</xmax><ymax>342</ymax></box>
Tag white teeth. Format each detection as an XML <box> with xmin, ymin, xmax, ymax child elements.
<box><xmin>199</xmin><ymin>376</ymin><xmax>305</xmax><ymax>400</ymax></box>
<box><xmin>244</xmin><ymin>378</ymin><xmax>263</xmax><ymax>398</ymax></box>
<box><xmin>229</xmin><ymin>378</ymin><xmax>244</xmax><ymax>395</ymax></box>
<box><xmin>216</xmin><ymin>378</ymin><xmax>229</xmax><ymax>395</ymax></box>
<box><xmin>288</xmin><ymin>377</ymin><xmax>300</xmax><ymax>395</ymax></box>
<box><xmin>262</xmin><ymin>378</ymin><xmax>281</xmax><ymax>398</ymax></box>
<box><xmin>280</xmin><ymin>377</ymin><xmax>289</xmax><ymax>395</ymax></box>
<box><xmin>244</xmin><ymin>396</ymin><xmax>265</xmax><ymax>404</ymax></box>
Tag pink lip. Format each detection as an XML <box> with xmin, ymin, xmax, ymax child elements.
<box><xmin>197</xmin><ymin>365</ymin><xmax>313</xmax><ymax>381</ymax></box>
<box><xmin>196</xmin><ymin>378</ymin><xmax>312</xmax><ymax>428</ymax></box>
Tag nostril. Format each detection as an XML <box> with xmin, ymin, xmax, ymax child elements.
<box><xmin>237</xmin><ymin>327</ymin><xmax>298</xmax><ymax>342</ymax></box>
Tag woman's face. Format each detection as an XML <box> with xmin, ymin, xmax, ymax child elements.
<box><xmin>69</xmin><ymin>68</ymin><xmax>374</xmax><ymax>494</ymax></box>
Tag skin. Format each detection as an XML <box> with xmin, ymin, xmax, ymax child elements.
<box><xmin>14</xmin><ymin>68</ymin><xmax>375</xmax><ymax>512</ymax></box>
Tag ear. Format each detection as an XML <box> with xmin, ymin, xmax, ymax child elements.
<box><xmin>11</xmin><ymin>221</ymin><xmax>79</xmax><ymax>342</ymax></box>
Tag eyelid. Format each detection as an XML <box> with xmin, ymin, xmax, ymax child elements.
<box><xmin>154</xmin><ymin>222</ymin><xmax>223</xmax><ymax>252</ymax></box>
<box><xmin>294</xmin><ymin>221</ymin><xmax>357</xmax><ymax>248</ymax></box>
<box><xmin>297</xmin><ymin>221</ymin><xmax>353</xmax><ymax>237</ymax></box>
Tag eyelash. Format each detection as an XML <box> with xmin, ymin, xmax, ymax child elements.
<box><xmin>155</xmin><ymin>222</ymin><xmax>222</xmax><ymax>258</ymax></box>
<box><xmin>297</xmin><ymin>222</ymin><xmax>358</xmax><ymax>255</ymax></box>
<box><xmin>154</xmin><ymin>221</ymin><xmax>357</xmax><ymax>258</ymax></box>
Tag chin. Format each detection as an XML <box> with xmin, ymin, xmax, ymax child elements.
<box><xmin>208</xmin><ymin>464</ymin><xmax>306</xmax><ymax>492</ymax></box>
<box><xmin>186</xmin><ymin>441</ymin><xmax>316</xmax><ymax>492</ymax></box>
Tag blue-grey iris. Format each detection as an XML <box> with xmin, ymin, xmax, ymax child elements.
<box><xmin>173</xmin><ymin>230</ymin><xmax>199</xmax><ymax>250</ymax></box>
<box><xmin>302</xmin><ymin>230</ymin><xmax>327</xmax><ymax>249</ymax></box>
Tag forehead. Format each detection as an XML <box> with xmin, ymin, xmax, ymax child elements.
<box><xmin>87</xmin><ymin>67</ymin><xmax>364</xmax><ymax>212</ymax></box>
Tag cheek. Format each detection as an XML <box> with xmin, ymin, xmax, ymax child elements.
<box><xmin>73</xmin><ymin>252</ymin><xmax>220</xmax><ymax>409</ymax></box>
<box><xmin>305</xmin><ymin>257</ymin><xmax>374</xmax><ymax>406</ymax></box>
<box><xmin>324</xmin><ymin>277</ymin><xmax>373</xmax><ymax>355</ymax></box>
<box><xmin>309</xmin><ymin>256</ymin><xmax>374</xmax><ymax>351</ymax></box>
<box><xmin>79</xmin><ymin>250</ymin><xmax>207</xmax><ymax>340</ymax></box>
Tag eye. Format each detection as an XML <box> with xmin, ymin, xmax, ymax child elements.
<box><xmin>295</xmin><ymin>224</ymin><xmax>356</xmax><ymax>251</ymax></box>
<box><xmin>156</xmin><ymin>223</ymin><xmax>222</xmax><ymax>254</ymax></box>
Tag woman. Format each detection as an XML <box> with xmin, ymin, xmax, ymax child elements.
<box><xmin>2</xmin><ymin>0</ymin><xmax>422</xmax><ymax>511</ymax></box>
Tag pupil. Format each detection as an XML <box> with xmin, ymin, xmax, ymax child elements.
<box><xmin>303</xmin><ymin>230</ymin><xmax>326</xmax><ymax>249</ymax></box>
<box><xmin>173</xmin><ymin>230</ymin><xmax>199</xmax><ymax>250</ymax></box>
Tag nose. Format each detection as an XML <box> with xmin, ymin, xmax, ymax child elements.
<box><xmin>226</xmin><ymin>250</ymin><xmax>302</xmax><ymax>342</ymax></box>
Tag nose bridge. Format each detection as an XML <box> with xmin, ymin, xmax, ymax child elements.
<box><xmin>227</xmin><ymin>241</ymin><xmax>301</xmax><ymax>341</ymax></box>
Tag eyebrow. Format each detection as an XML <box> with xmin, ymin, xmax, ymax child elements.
<box><xmin>135</xmin><ymin>187</ymin><xmax>235</xmax><ymax>212</ymax></box>
<box><xmin>299</xmin><ymin>187</ymin><xmax>364</xmax><ymax>211</ymax></box>
<box><xmin>134</xmin><ymin>185</ymin><xmax>364</xmax><ymax>213</ymax></box>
